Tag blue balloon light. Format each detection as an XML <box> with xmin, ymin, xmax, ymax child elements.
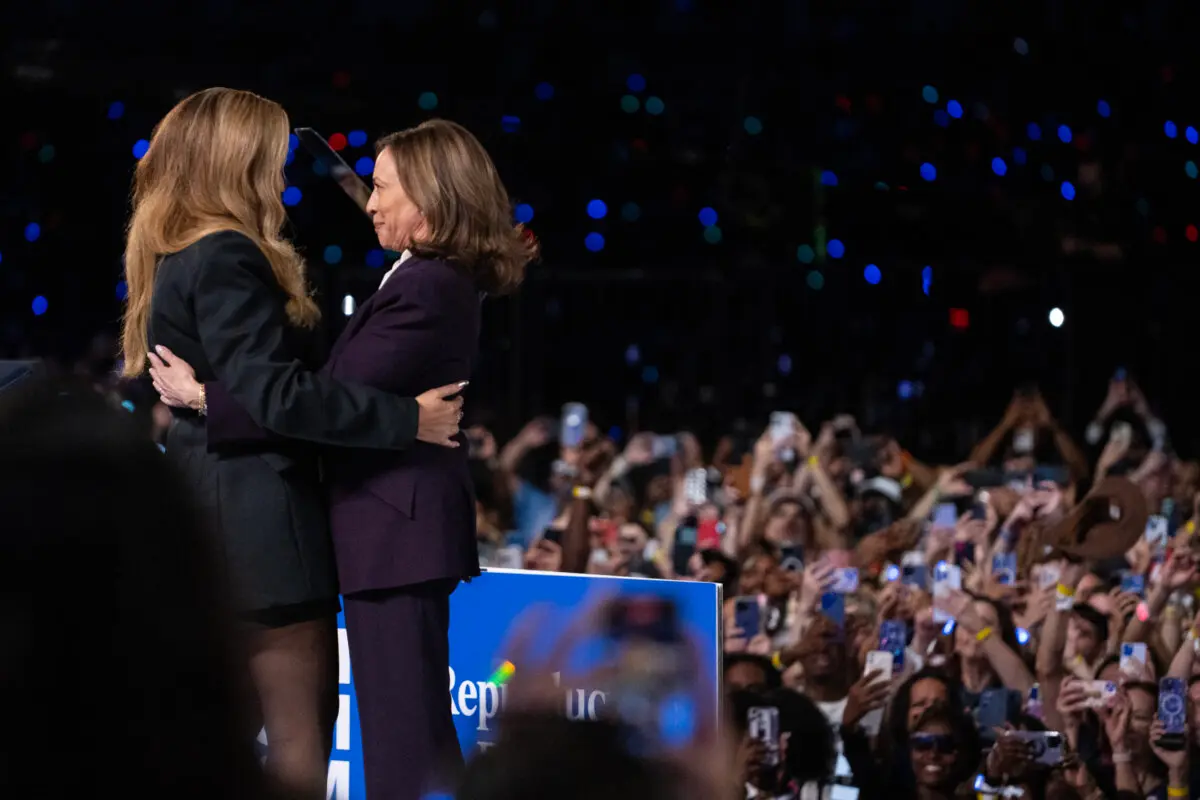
<box><xmin>347</xmin><ymin>130</ymin><xmax>368</xmax><ymax>148</ymax></box>
<box><xmin>418</xmin><ymin>92</ymin><xmax>438</xmax><ymax>110</ymax></box>
<box><xmin>535</xmin><ymin>82</ymin><xmax>554</xmax><ymax>101</ymax></box>
<box><xmin>514</xmin><ymin>203</ymin><xmax>534</xmax><ymax>223</ymax></box>
<box><xmin>827</xmin><ymin>239</ymin><xmax>845</xmax><ymax>259</ymax></box>
<box><xmin>365</xmin><ymin>249</ymin><xmax>387</xmax><ymax>268</ymax></box>
<box><xmin>744</xmin><ymin>116</ymin><xmax>763</xmax><ymax>135</ymax></box>
<box><xmin>1057</xmin><ymin>124</ymin><xmax>1072</xmax><ymax>143</ymax></box>
<box><xmin>992</xmin><ymin>157</ymin><xmax>1007</xmax><ymax>176</ymax></box>
<box><xmin>626</xmin><ymin>73</ymin><xmax>647</xmax><ymax>92</ymax></box>
<box><xmin>933</xmin><ymin>109</ymin><xmax>950</xmax><ymax>128</ymax></box>
<box><xmin>354</xmin><ymin>156</ymin><xmax>374</xmax><ymax>176</ymax></box>
<box><xmin>587</xmin><ymin>199</ymin><xmax>608</xmax><ymax>219</ymax></box>
<box><xmin>282</xmin><ymin>186</ymin><xmax>302</xmax><ymax>207</ymax></box>
<box><xmin>24</xmin><ymin>222</ymin><xmax>41</xmax><ymax>242</ymax></box>
<box><xmin>1166</xmin><ymin>120</ymin><xmax>1178</xmax><ymax>139</ymax></box>
<box><xmin>796</xmin><ymin>244</ymin><xmax>815</xmax><ymax>264</ymax></box>
<box><xmin>1013</xmin><ymin>147</ymin><xmax>1028</xmax><ymax>165</ymax></box>
<box><xmin>946</xmin><ymin>100</ymin><xmax>963</xmax><ymax>119</ymax></box>
<box><xmin>1097</xmin><ymin>99</ymin><xmax>1111</xmax><ymax>118</ymax></box>
<box><xmin>107</xmin><ymin>101</ymin><xmax>125</xmax><ymax>120</ymax></box>
<box><xmin>116</xmin><ymin>281</ymin><xmax>128</xmax><ymax>300</ymax></box>
<box><xmin>864</xmin><ymin>264</ymin><xmax>882</xmax><ymax>284</ymax></box>
<box><xmin>698</xmin><ymin>207</ymin><xmax>718</xmax><ymax>226</ymax></box>
<box><xmin>1061</xmin><ymin>181</ymin><xmax>1076</xmax><ymax>200</ymax></box>
<box><xmin>584</xmin><ymin>232</ymin><xmax>605</xmax><ymax>252</ymax></box>
<box><xmin>31</xmin><ymin>296</ymin><xmax>48</xmax><ymax>316</ymax></box>
<box><xmin>1188</xmin><ymin>127</ymin><xmax>1199</xmax><ymax>145</ymax></box>
<box><xmin>645</xmin><ymin>96</ymin><xmax>665</xmax><ymax>115</ymax></box>
<box><xmin>922</xmin><ymin>266</ymin><xmax>932</xmax><ymax>296</ymax></box>
<box><xmin>132</xmin><ymin>139</ymin><xmax>150</xmax><ymax>159</ymax></box>
<box><xmin>820</xmin><ymin>170</ymin><xmax>838</xmax><ymax>187</ymax></box>
<box><xmin>1027</xmin><ymin>122</ymin><xmax>1042</xmax><ymax>141</ymax></box>
<box><xmin>323</xmin><ymin>245</ymin><xmax>343</xmax><ymax>265</ymax></box>
<box><xmin>500</xmin><ymin>115</ymin><xmax>521</xmax><ymax>133</ymax></box>
<box><xmin>920</xmin><ymin>162</ymin><xmax>937</xmax><ymax>181</ymax></box>
<box><xmin>921</xmin><ymin>85</ymin><xmax>939</xmax><ymax>104</ymax></box>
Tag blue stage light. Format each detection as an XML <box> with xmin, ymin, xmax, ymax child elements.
<box><xmin>933</xmin><ymin>109</ymin><xmax>950</xmax><ymax>128</ymax></box>
<box><xmin>820</xmin><ymin>170</ymin><xmax>838</xmax><ymax>186</ymax></box>
<box><xmin>796</xmin><ymin>244</ymin><xmax>815</xmax><ymax>264</ymax></box>
<box><xmin>626</xmin><ymin>73</ymin><xmax>647</xmax><ymax>92</ymax></box>
<box><xmin>806</xmin><ymin>271</ymin><xmax>824</xmax><ymax>290</ymax></box>
<box><xmin>514</xmin><ymin>203</ymin><xmax>534</xmax><ymax>223</ymax></box>
<box><xmin>1097</xmin><ymin>99</ymin><xmax>1111</xmax><ymax>118</ymax></box>
<box><xmin>1061</xmin><ymin>181</ymin><xmax>1076</xmax><ymax>200</ymax></box>
<box><xmin>535</xmin><ymin>82</ymin><xmax>554</xmax><ymax>101</ymax></box>
<box><xmin>132</xmin><ymin>139</ymin><xmax>150</xmax><ymax>159</ymax></box>
<box><xmin>323</xmin><ymin>245</ymin><xmax>343</xmax><ymax>265</ymax></box>
<box><xmin>584</xmin><ymin>232</ymin><xmax>605</xmax><ymax>252</ymax></box>
<box><xmin>645</xmin><ymin>96</ymin><xmax>665</xmax><ymax>115</ymax></box>
<box><xmin>922</xmin><ymin>85</ymin><xmax>939</xmax><ymax>104</ymax></box>
<box><xmin>1013</xmin><ymin>147</ymin><xmax>1027</xmax><ymax>165</ymax></box>
<box><xmin>24</xmin><ymin>222</ymin><xmax>41</xmax><ymax>242</ymax></box>
<box><xmin>1166</xmin><ymin>120</ymin><xmax>1178</xmax><ymax>138</ymax></box>
<box><xmin>827</xmin><ymin>239</ymin><xmax>845</xmax><ymax>259</ymax></box>
<box><xmin>501</xmin><ymin>115</ymin><xmax>521</xmax><ymax>133</ymax></box>
<box><xmin>922</xmin><ymin>266</ymin><xmax>932</xmax><ymax>296</ymax></box>
<box><xmin>744</xmin><ymin>116</ymin><xmax>763</xmax><ymax>135</ymax></box>
<box><xmin>864</xmin><ymin>264</ymin><xmax>882</xmax><ymax>284</ymax></box>
<box><xmin>698</xmin><ymin>207</ymin><xmax>717</xmax><ymax>226</ymax></box>
<box><xmin>1027</xmin><ymin>122</ymin><xmax>1042</xmax><ymax>140</ymax></box>
<box><xmin>1058</xmin><ymin>124</ymin><xmax>1072</xmax><ymax>143</ymax></box>
<box><xmin>920</xmin><ymin>162</ymin><xmax>937</xmax><ymax>181</ymax></box>
<box><xmin>31</xmin><ymin>296</ymin><xmax>48</xmax><ymax>316</ymax></box>
<box><xmin>1188</xmin><ymin>127</ymin><xmax>1199</xmax><ymax>145</ymax></box>
<box><xmin>365</xmin><ymin>249</ymin><xmax>387</xmax><ymax>268</ymax></box>
<box><xmin>418</xmin><ymin>92</ymin><xmax>438</xmax><ymax>110</ymax></box>
<box><xmin>947</xmin><ymin>100</ymin><xmax>963</xmax><ymax>119</ymax></box>
<box><xmin>107</xmin><ymin>101</ymin><xmax>125</xmax><ymax>120</ymax></box>
<box><xmin>992</xmin><ymin>157</ymin><xmax>1007</xmax><ymax>176</ymax></box>
<box><xmin>282</xmin><ymin>187</ymin><xmax>302</xmax><ymax>207</ymax></box>
<box><xmin>354</xmin><ymin>156</ymin><xmax>374</xmax><ymax>176</ymax></box>
<box><xmin>587</xmin><ymin>199</ymin><xmax>608</xmax><ymax>219</ymax></box>
<box><xmin>116</xmin><ymin>281</ymin><xmax>128</xmax><ymax>300</ymax></box>
<box><xmin>621</xmin><ymin>202</ymin><xmax>641</xmax><ymax>221</ymax></box>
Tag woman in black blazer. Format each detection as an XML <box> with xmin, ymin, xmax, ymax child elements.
<box><xmin>120</xmin><ymin>87</ymin><xmax>463</xmax><ymax>799</ymax></box>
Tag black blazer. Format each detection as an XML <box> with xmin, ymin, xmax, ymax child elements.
<box><xmin>150</xmin><ymin>229</ymin><xmax>420</xmax><ymax>449</ymax></box>
<box><xmin>148</xmin><ymin>229</ymin><xmax>421</xmax><ymax>612</ymax></box>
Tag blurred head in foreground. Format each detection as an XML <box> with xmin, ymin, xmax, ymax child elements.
<box><xmin>0</xmin><ymin>377</ymin><xmax>260</xmax><ymax>798</ymax></box>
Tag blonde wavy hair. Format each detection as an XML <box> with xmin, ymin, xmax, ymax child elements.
<box><xmin>120</xmin><ymin>87</ymin><xmax>319</xmax><ymax>377</ymax></box>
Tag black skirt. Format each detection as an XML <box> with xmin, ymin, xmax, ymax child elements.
<box><xmin>166</xmin><ymin>416</ymin><xmax>339</xmax><ymax>626</ymax></box>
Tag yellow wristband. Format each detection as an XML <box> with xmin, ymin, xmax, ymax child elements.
<box><xmin>1168</xmin><ymin>787</ymin><xmax>1187</xmax><ymax>798</ymax></box>
<box><xmin>976</xmin><ymin>627</ymin><xmax>994</xmax><ymax>643</ymax></box>
<box><xmin>807</xmin><ymin>455</ymin><xmax>819</xmax><ymax>468</ymax></box>
<box><xmin>1056</xmin><ymin>583</ymin><xmax>1076</xmax><ymax>597</ymax></box>
<box><xmin>771</xmin><ymin>651</ymin><xmax>784</xmax><ymax>671</ymax></box>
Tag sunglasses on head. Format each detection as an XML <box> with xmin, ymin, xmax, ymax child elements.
<box><xmin>910</xmin><ymin>733</ymin><xmax>956</xmax><ymax>755</ymax></box>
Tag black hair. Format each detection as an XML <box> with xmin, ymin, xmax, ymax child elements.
<box><xmin>1071</xmin><ymin>603</ymin><xmax>1110</xmax><ymax>644</ymax></box>
<box><xmin>723</xmin><ymin>653</ymin><xmax>782</xmax><ymax>690</ymax></box>
<box><xmin>700</xmin><ymin>548</ymin><xmax>741</xmax><ymax>596</ymax></box>
<box><xmin>727</xmin><ymin>687</ymin><xmax>837</xmax><ymax>787</ymax></box>
<box><xmin>0</xmin><ymin>377</ymin><xmax>261</xmax><ymax>798</ymax></box>
<box><xmin>456</xmin><ymin>713</ymin><xmax>687</xmax><ymax>800</ymax></box>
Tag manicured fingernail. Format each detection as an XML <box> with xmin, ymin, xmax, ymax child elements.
<box><xmin>458</xmin><ymin>381</ymin><xmax>469</xmax><ymax>388</ymax></box>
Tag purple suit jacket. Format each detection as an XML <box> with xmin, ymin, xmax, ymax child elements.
<box><xmin>206</xmin><ymin>255</ymin><xmax>481</xmax><ymax>593</ymax></box>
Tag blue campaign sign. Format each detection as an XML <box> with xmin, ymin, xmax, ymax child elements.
<box><xmin>326</xmin><ymin>569</ymin><xmax>722</xmax><ymax>800</ymax></box>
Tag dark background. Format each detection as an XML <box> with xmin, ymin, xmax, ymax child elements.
<box><xmin>3</xmin><ymin>0</ymin><xmax>1198</xmax><ymax>457</ymax></box>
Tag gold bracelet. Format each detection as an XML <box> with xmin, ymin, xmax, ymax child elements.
<box><xmin>976</xmin><ymin>627</ymin><xmax>994</xmax><ymax>643</ymax></box>
<box><xmin>771</xmin><ymin>650</ymin><xmax>784</xmax><ymax>671</ymax></box>
<box><xmin>1167</xmin><ymin>786</ymin><xmax>1188</xmax><ymax>798</ymax></box>
<box><xmin>197</xmin><ymin>384</ymin><xmax>207</xmax><ymax>416</ymax></box>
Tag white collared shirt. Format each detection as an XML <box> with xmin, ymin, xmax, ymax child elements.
<box><xmin>379</xmin><ymin>249</ymin><xmax>413</xmax><ymax>289</ymax></box>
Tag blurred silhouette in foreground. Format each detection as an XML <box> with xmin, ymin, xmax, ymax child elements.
<box><xmin>0</xmin><ymin>378</ymin><xmax>264</xmax><ymax>798</ymax></box>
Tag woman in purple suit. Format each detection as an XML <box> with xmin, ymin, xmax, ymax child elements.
<box><xmin>152</xmin><ymin>119</ymin><xmax>537</xmax><ymax>799</ymax></box>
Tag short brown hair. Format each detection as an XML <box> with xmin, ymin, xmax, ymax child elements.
<box><xmin>376</xmin><ymin>119</ymin><xmax>537</xmax><ymax>294</ymax></box>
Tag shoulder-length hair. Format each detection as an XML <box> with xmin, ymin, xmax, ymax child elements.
<box><xmin>120</xmin><ymin>87</ymin><xmax>319</xmax><ymax>377</ymax></box>
<box><xmin>376</xmin><ymin>119</ymin><xmax>538</xmax><ymax>295</ymax></box>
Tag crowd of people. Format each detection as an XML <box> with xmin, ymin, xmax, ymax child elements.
<box><xmin>463</xmin><ymin>373</ymin><xmax>1200</xmax><ymax>800</ymax></box>
<box><xmin>9</xmin><ymin>359</ymin><xmax>1199</xmax><ymax>800</ymax></box>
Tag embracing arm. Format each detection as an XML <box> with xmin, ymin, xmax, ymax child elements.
<box><xmin>191</xmin><ymin>232</ymin><xmax>423</xmax><ymax>450</ymax></box>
